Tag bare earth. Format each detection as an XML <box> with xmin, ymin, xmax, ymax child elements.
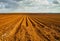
<box><xmin>0</xmin><ymin>14</ymin><xmax>60</xmax><ymax>41</ymax></box>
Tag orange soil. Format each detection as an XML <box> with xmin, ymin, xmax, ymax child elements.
<box><xmin>0</xmin><ymin>14</ymin><xmax>60</xmax><ymax>41</ymax></box>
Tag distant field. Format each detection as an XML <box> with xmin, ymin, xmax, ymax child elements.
<box><xmin>0</xmin><ymin>14</ymin><xmax>60</xmax><ymax>41</ymax></box>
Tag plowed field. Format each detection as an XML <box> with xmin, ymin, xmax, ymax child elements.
<box><xmin>0</xmin><ymin>14</ymin><xmax>60</xmax><ymax>41</ymax></box>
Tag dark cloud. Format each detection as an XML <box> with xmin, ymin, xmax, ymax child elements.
<box><xmin>0</xmin><ymin>0</ymin><xmax>19</xmax><ymax>8</ymax></box>
<box><xmin>14</xmin><ymin>0</ymin><xmax>22</xmax><ymax>1</ymax></box>
<box><xmin>0</xmin><ymin>0</ymin><xmax>7</xmax><ymax>2</ymax></box>
<box><xmin>53</xmin><ymin>0</ymin><xmax>59</xmax><ymax>4</ymax></box>
<box><xmin>5</xmin><ymin>3</ymin><xmax>18</xmax><ymax>8</ymax></box>
<box><xmin>0</xmin><ymin>0</ymin><xmax>23</xmax><ymax>3</ymax></box>
<box><xmin>0</xmin><ymin>0</ymin><xmax>60</xmax><ymax>9</ymax></box>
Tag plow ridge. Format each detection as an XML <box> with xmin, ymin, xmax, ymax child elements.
<box><xmin>0</xmin><ymin>14</ymin><xmax>60</xmax><ymax>41</ymax></box>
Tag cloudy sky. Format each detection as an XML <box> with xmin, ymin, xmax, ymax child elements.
<box><xmin>0</xmin><ymin>0</ymin><xmax>60</xmax><ymax>13</ymax></box>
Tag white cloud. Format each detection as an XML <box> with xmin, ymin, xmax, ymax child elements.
<box><xmin>0</xmin><ymin>0</ymin><xmax>60</xmax><ymax>13</ymax></box>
